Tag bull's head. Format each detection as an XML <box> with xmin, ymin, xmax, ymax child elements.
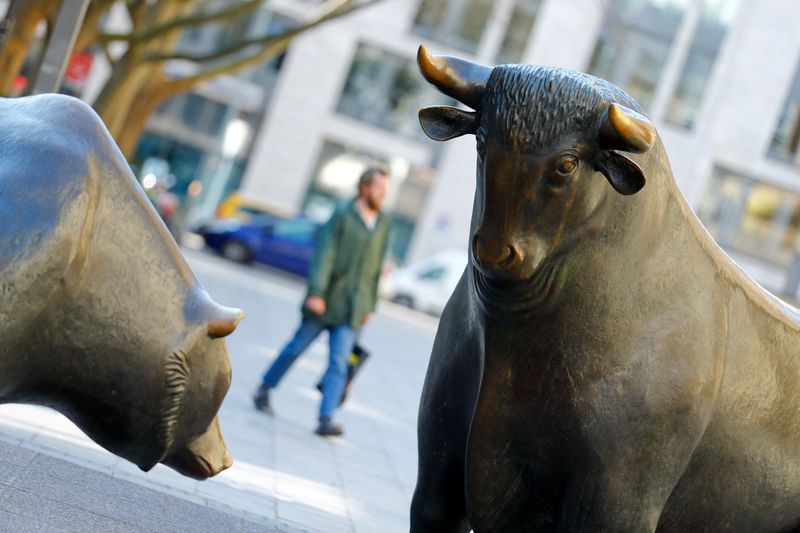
<box><xmin>417</xmin><ymin>46</ymin><xmax>655</xmax><ymax>313</ymax></box>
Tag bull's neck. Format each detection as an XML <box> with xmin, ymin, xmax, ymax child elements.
<box><xmin>614</xmin><ymin>141</ymin><xmax>674</xmax><ymax>250</ymax></box>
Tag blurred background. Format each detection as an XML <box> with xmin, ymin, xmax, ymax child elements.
<box><xmin>1</xmin><ymin>0</ymin><xmax>800</xmax><ymax>308</ymax></box>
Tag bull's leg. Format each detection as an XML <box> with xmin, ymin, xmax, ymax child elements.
<box><xmin>556</xmin><ymin>400</ymin><xmax>714</xmax><ymax>532</ymax></box>
<box><xmin>557</xmin><ymin>462</ymin><xmax>675</xmax><ymax>532</ymax></box>
<box><xmin>410</xmin><ymin>285</ymin><xmax>480</xmax><ymax>533</ymax></box>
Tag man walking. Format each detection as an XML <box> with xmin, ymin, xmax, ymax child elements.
<box><xmin>253</xmin><ymin>166</ymin><xmax>391</xmax><ymax>436</ymax></box>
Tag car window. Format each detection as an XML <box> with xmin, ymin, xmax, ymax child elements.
<box><xmin>272</xmin><ymin>220</ymin><xmax>317</xmax><ymax>242</ymax></box>
<box><xmin>419</xmin><ymin>266</ymin><xmax>445</xmax><ymax>281</ymax></box>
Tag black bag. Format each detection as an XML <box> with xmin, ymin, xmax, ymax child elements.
<box><xmin>316</xmin><ymin>342</ymin><xmax>370</xmax><ymax>405</ymax></box>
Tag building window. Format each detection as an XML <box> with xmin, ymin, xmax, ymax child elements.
<box><xmin>588</xmin><ymin>0</ymin><xmax>689</xmax><ymax>109</ymax></box>
<box><xmin>697</xmin><ymin>167</ymin><xmax>800</xmax><ymax>267</ymax></box>
<box><xmin>303</xmin><ymin>140</ymin><xmax>434</xmax><ymax>262</ymax></box>
<box><xmin>413</xmin><ymin>0</ymin><xmax>493</xmax><ymax>54</ymax></box>
<box><xmin>495</xmin><ymin>0</ymin><xmax>541</xmax><ymax>65</ymax></box>
<box><xmin>666</xmin><ymin>0</ymin><xmax>739</xmax><ymax>128</ymax></box>
<box><xmin>769</xmin><ymin>61</ymin><xmax>800</xmax><ymax>164</ymax></box>
<box><xmin>336</xmin><ymin>43</ymin><xmax>455</xmax><ymax>140</ymax></box>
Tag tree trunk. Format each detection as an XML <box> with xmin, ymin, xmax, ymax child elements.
<box><xmin>0</xmin><ymin>1</ymin><xmax>57</xmax><ymax>95</ymax></box>
<box><xmin>92</xmin><ymin>51</ymin><xmax>159</xmax><ymax>138</ymax></box>
<box><xmin>92</xmin><ymin>1</ymin><xmax>191</xmax><ymax>141</ymax></box>
<box><xmin>117</xmin><ymin>72</ymin><xmax>173</xmax><ymax>158</ymax></box>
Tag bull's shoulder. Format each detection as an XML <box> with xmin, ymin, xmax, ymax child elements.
<box><xmin>0</xmin><ymin>95</ymin><xmax>104</xmax><ymax>161</ymax></box>
<box><xmin>0</xmin><ymin>96</ymin><xmax>105</xmax><ymax>298</ymax></box>
<box><xmin>0</xmin><ymin>95</ymin><xmax>105</xmax><ymax>206</ymax></box>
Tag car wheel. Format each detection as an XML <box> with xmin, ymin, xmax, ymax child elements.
<box><xmin>221</xmin><ymin>240</ymin><xmax>251</xmax><ymax>263</ymax></box>
<box><xmin>393</xmin><ymin>294</ymin><xmax>415</xmax><ymax>309</ymax></box>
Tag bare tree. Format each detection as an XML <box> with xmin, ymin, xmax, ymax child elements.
<box><xmin>0</xmin><ymin>0</ymin><xmax>381</xmax><ymax>157</ymax></box>
<box><xmin>0</xmin><ymin>0</ymin><xmax>58</xmax><ymax>95</ymax></box>
<box><xmin>91</xmin><ymin>0</ymin><xmax>382</xmax><ymax>157</ymax></box>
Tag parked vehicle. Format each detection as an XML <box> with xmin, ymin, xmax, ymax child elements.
<box><xmin>380</xmin><ymin>250</ymin><xmax>467</xmax><ymax>316</ymax></box>
<box><xmin>215</xmin><ymin>193</ymin><xmax>289</xmax><ymax>220</ymax></box>
<box><xmin>200</xmin><ymin>215</ymin><xmax>320</xmax><ymax>276</ymax></box>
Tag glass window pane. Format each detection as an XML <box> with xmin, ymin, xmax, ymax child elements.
<box><xmin>769</xmin><ymin>60</ymin><xmax>800</xmax><ymax>163</ymax></box>
<box><xmin>588</xmin><ymin>0</ymin><xmax>690</xmax><ymax>109</ymax></box>
<box><xmin>496</xmin><ymin>0</ymin><xmax>541</xmax><ymax>64</ymax></box>
<box><xmin>303</xmin><ymin>140</ymin><xmax>431</xmax><ymax>262</ymax></box>
<box><xmin>413</xmin><ymin>0</ymin><xmax>494</xmax><ymax>54</ymax></box>
<box><xmin>697</xmin><ymin>167</ymin><xmax>800</xmax><ymax>266</ymax></box>
<box><xmin>666</xmin><ymin>0</ymin><xmax>739</xmax><ymax>128</ymax></box>
<box><xmin>181</xmin><ymin>94</ymin><xmax>207</xmax><ymax>130</ymax></box>
<box><xmin>336</xmin><ymin>43</ymin><xmax>456</xmax><ymax>140</ymax></box>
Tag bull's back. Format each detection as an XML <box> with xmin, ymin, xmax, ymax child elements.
<box><xmin>0</xmin><ymin>96</ymin><xmax>99</xmax><ymax>343</ymax></box>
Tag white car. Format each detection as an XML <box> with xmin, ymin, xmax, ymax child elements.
<box><xmin>381</xmin><ymin>250</ymin><xmax>467</xmax><ymax>316</ymax></box>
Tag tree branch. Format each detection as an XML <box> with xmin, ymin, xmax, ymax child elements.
<box><xmin>143</xmin><ymin>0</ymin><xmax>381</xmax><ymax>64</ymax></box>
<box><xmin>100</xmin><ymin>0</ymin><xmax>264</xmax><ymax>45</ymax></box>
<box><xmin>73</xmin><ymin>0</ymin><xmax>117</xmax><ymax>53</ymax></box>
<box><xmin>126</xmin><ymin>0</ymin><xmax>147</xmax><ymax>29</ymax></box>
<box><xmin>159</xmin><ymin>33</ymin><xmax>296</xmax><ymax>95</ymax></box>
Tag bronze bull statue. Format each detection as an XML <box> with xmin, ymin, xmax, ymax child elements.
<box><xmin>0</xmin><ymin>94</ymin><xmax>242</xmax><ymax>480</ymax></box>
<box><xmin>410</xmin><ymin>45</ymin><xmax>800</xmax><ymax>532</ymax></box>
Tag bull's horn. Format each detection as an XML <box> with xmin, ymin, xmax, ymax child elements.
<box><xmin>598</xmin><ymin>103</ymin><xmax>656</xmax><ymax>153</ymax></box>
<box><xmin>207</xmin><ymin>305</ymin><xmax>244</xmax><ymax>339</ymax></box>
<box><xmin>417</xmin><ymin>45</ymin><xmax>491</xmax><ymax>111</ymax></box>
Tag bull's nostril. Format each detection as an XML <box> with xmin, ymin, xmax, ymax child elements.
<box><xmin>474</xmin><ymin>237</ymin><xmax>520</xmax><ymax>272</ymax></box>
<box><xmin>498</xmin><ymin>245</ymin><xmax>516</xmax><ymax>267</ymax></box>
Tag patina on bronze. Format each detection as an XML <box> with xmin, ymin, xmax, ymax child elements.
<box><xmin>411</xmin><ymin>45</ymin><xmax>800</xmax><ymax>532</ymax></box>
<box><xmin>0</xmin><ymin>94</ymin><xmax>243</xmax><ymax>480</ymax></box>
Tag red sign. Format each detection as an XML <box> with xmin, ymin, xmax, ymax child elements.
<box><xmin>65</xmin><ymin>52</ymin><xmax>94</xmax><ymax>84</ymax></box>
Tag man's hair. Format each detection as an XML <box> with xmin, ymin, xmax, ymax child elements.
<box><xmin>358</xmin><ymin>166</ymin><xmax>388</xmax><ymax>189</ymax></box>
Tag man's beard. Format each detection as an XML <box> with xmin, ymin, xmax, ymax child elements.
<box><xmin>366</xmin><ymin>194</ymin><xmax>381</xmax><ymax>210</ymax></box>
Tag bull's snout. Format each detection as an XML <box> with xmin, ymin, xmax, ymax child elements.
<box><xmin>472</xmin><ymin>231</ymin><xmax>521</xmax><ymax>275</ymax></box>
<box><xmin>162</xmin><ymin>416</ymin><xmax>232</xmax><ymax>480</ymax></box>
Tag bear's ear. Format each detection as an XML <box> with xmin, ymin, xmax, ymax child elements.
<box><xmin>418</xmin><ymin>106</ymin><xmax>477</xmax><ymax>141</ymax></box>
<box><xmin>595</xmin><ymin>150</ymin><xmax>646</xmax><ymax>195</ymax></box>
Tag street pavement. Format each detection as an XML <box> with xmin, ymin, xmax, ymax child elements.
<box><xmin>0</xmin><ymin>246</ymin><xmax>439</xmax><ymax>532</ymax></box>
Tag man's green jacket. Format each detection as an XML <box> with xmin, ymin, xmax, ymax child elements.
<box><xmin>303</xmin><ymin>200</ymin><xmax>390</xmax><ymax>329</ymax></box>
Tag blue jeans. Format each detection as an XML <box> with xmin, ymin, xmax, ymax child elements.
<box><xmin>261</xmin><ymin>318</ymin><xmax>356</xmax><ymax>420</ymax></box>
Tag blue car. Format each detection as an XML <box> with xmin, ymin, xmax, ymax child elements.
<box><xmin>200</xmin><ymin>215</ymin><xmax>320</xmax><ymax>276</ymax></box>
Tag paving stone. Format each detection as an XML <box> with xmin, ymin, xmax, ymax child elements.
<box><xmin>5</xmin><ymin>451</ymin><xmax>273</xmax><ymax>532</ymax></box>
<box><xmin>0</xmin><ymin>508</ymin><xmax>70</xmax><ymax>533</ymax></box>
<box><xmin>0</xmin><ymin>440</ymin><xmax>37</xmax><ymax>467</ymax></box>
<box><xmin>0</xmin><ymin>460</ymin><xmax>27</xmax><ymax>486</ymax></box>
<box><xmin>0</xmin><ymin>488</ymin><xmax>144</xmax><ymax>532</ymax></box>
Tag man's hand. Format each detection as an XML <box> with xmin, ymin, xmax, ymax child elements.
<box><xmin>306</xmin><ymin>295</ymin><xmax>327</xmax><ymax>315</ymax></box>
<box><xmin>362</xmin><ymin>313</ymin><xmax>371</xmax><ymax>326</ymax></box>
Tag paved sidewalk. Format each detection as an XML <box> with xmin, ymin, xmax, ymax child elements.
<box><xmin>0</xmin><ymin>249</ymin><xmax>437</xmax><ymax>532</ymax></box>
<box><xmin>0</xmin><ymin>439</ymin><xmax>274</xmax><ymax>532</ymax></box>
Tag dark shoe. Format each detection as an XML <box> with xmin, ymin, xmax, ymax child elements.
<box><xmin>315</xmin><ymin>417</ymin><xmax>343</xmax><ymax>437</ymax></box>
<box><xmin>253</xmin><ymin>387</ymin><xmax>273</xmax><ymax>415</ymax></box>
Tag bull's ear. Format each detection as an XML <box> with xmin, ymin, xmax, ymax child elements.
<box><xmin>595</xmin><ymin>151</ymin><xmax>646</xmax><ymax>195</ymax></box>
<box><xmin>419</xmin><ymin>106</ymin><xmax>477</xmax><ymax>141</ymax></box>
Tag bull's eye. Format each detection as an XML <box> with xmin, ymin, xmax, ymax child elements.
<box><xmin>556</xmin><ymin>156</ymin><xmax>578</xmax><ymax>176</ymax></box>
